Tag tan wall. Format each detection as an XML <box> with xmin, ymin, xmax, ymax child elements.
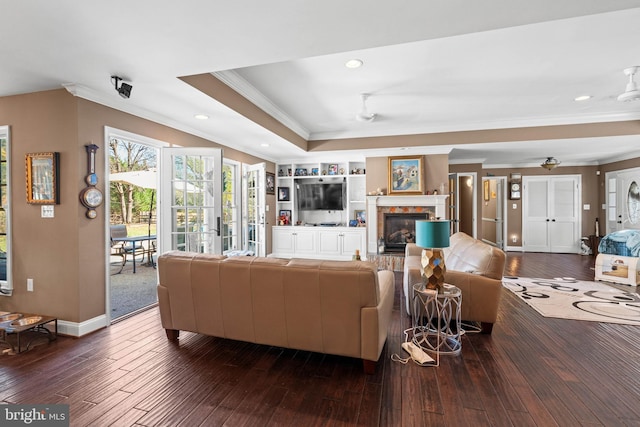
<box><xmin>450</xmin><ymin>163</ymin><xmax>600</xmax><ymax>246</ymax></box>
<box><xmin>0</xmin><ymin>89</ymin><xmax>274</xmax><ymax>324</ymax></box>
<box><xmin>365</xmin><ymin>154</ymin><xmax>449</xmax><ymax>196</ymax></box>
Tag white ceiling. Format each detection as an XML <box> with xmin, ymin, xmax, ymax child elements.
<box><xmin>2</xmin><ymin>1</ymin><xmax>640</xmax><ymax>167</ymax></box>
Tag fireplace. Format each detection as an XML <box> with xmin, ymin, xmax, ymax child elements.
<box><xmin>383</xmin><ymin>213</ymin><xmax>430</xmax><ymax>252</ymax></box>
<box><xmin>366</xmin><ymin>195</ymin><xmax>449</xmax><ymax>254</ymax></box>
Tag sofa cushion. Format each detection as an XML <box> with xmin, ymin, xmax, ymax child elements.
<box><xmin>443</xmin><ymin>232</ymin><xmax>505</xmax><ymax>280</ymax></box>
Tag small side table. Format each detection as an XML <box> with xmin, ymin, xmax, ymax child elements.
<box><xmin>412</xmin><ymin>283</ymin><xmax>462</xmax><ymax>356</ymax></box>
<box><xmin>0</xmin><ymin>313</ymin><xmax>58</xmax><ymax>354</ymax></box>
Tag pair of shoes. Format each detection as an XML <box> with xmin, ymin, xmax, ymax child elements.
<box><xmin>402</xmin><ymin>341</ymin><xmax>434</xmax><ymax>365</ymax></box>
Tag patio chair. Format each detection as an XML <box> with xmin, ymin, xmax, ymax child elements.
<box><xmin>109</xmin><ymin>225</ymin><xmax>145</xmax><ymax>274</ymax></box>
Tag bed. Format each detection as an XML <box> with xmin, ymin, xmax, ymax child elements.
<box><xmin>595</xmin><ymin>229</ymin><xmax>640</xmax><ymax>286</ymax></box>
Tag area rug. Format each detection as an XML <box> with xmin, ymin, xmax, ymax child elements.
<box><xmin>502</xmin><ymin>276</ymin><xmax>640</xmax><ymax>325</ymax></box>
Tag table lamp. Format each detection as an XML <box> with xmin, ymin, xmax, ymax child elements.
<box><xmin>415</xmin><ymin>220</ymin><xmax>450</xmax><ymax>292</ymax></box>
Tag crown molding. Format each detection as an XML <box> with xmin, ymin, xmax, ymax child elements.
<box><xmin>213</xmin><ymin>70</ymin><xmax>311</xmax><ymax>141</ymax></box>
<box><xmin>308</xmin><ymin>110</ymin><xmax>640</xmax><ymax>141</ymax></box>
<box><xmin>62</xmin><ymin>83</ymin><xmax>280</xmax><ymax>163</ymax></box>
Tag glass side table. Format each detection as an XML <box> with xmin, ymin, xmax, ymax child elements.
<box><xmin>412</xmin><ymin>283</ymin><xmax>462</xmax><ymax>356</ymax></box>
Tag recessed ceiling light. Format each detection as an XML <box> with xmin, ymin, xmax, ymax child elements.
<box><xmin>574</xmin><ymin>95</ymin><xmax>592</xmax><ymax>102</ymax></box>
<box><xmin>194</xmin><ymin>114</ymin><xmax>209</xmax><ymax>120</ymax></box>
<box><xmin>345</xmin><ymin>59</ymin><xmax>363</xmax><ymax>69</ymax></box>
<box><xmin>260</xmin><ymin>143</ymin><xmax>270</xmax><ymax>147</ymax></box>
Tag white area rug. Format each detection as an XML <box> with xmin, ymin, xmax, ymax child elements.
<box><xmin>502</xmin><ymin>276</ymin><xmax>640</xmax><ymax>325</ymax></box>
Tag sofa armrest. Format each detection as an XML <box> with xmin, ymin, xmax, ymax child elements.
<box><xmin>445</xmin><ymin>270</ymin><xmax>503</xmax><ymax>324</ymax></box>
<box><xmin>157</xmin><ymin>284</ymin><xmax>173</xmax><ymax>329</ymax></box>
<box><xmin>361</xmin><ymin>270</ymin><xmax>394</xmax><ymax>362</ymax></box>
<box><xmin>405</xmin><ymin>243</ymin><xmax>423</xmax><ymax>257</ymax></box>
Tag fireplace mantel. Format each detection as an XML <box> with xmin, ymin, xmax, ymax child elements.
<box><xmin>366</xmin><ymin>195</ymin><xmax>449</xmax><ymax>253</ymax></box>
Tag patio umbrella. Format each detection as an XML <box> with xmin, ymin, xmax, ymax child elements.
<box><xmin>109</xmin><ymin>169</ymin><xmax>200</xmax><ymax>234</ymax></box>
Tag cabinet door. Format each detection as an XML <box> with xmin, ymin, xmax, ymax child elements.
<box><xmin>293</xmin><ymin>228</ymin><xmax>317</xmax><ymax>256</ymax></box>
<box><xmin>341</xmin><ymin>230</ymin><xmax>365</xmax><ymax>256</ymax></box>
<box><xmin>272</xmin><ymin>227</ymin><xmax>295</xmax><ymax>255</ymax></box>
<box><xmin>318</xmin><ymin>230</ymin><xmax>341</xmax><ymax>257</ymax></box>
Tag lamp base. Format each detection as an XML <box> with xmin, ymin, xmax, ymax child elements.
<box><xmin>421</xmin><ymin>248</ymin><xmax>446</xmax><ymax>292</ymax></box>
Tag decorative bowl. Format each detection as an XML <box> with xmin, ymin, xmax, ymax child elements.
<box><xmin>0</xmin><ymin>313</ymin><xmax>22</xmax><ymax>323</ymax></box>
<box><xmin>10</xmin><ymin>316</ymin><xmax>42</xmax><ymax>327</ymax></box>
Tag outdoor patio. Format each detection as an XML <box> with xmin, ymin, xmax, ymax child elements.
<box><xmin>109</xmin><ymin>251</ymin><xmax>158</xmax><ymax>321</ymax></box>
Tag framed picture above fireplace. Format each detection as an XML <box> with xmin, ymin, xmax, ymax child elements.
<box><xmin>388</xmin><ymin>156</ymin><xmax>423</xmax><ymax>195</ymax></box>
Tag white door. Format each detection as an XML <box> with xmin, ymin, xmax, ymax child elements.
<box><xmin>481</xmin><ymin>177</ymin><xmax>506</xmax><ymax>249</ymax></box>
<box><xmin>495</xmin><ymin>178</ymin><xmax>505</xmax><ymax>249</ymax></box>
<box><xmin>523</xmin><ymin>175</ymin><xmax>580</xmax><ymax>253</ymax></box>
<box><xmin>605</xmin><ymin>174</ymin><xmax>620</xmax><ymax>234</ymax></box>
<box><xmin>160</xmin><ymin>147</ymin><xmax>223</xmax><ymax>254</ymax></box>
<box><xmin>243</xmin><ymin>163</ymin><xmax>267</xmax><ymax>257</ymax></box>
<box><xmin>549</xmin><ymin>177</ymin><xmax>580</xmax><ymax>253</ymax></box>
<box><xmin>448</xmin><ymin>173</ymin><xmax>459</xmax><ymax>234</ymax></box>
<box><xmin>607</xmin><ymin>168</ymin><xmax>640</xmax><ymax>234</ymax></box>
<box><xmin>523</xmin><ymin>177</ymin><xmax>551</xmax><ymax>252</ymax></box>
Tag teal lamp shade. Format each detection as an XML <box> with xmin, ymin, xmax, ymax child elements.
<box><xmin>415</xmin><ymin>220</ymin><xmax>450</xmax><ymax>249</ymax></box>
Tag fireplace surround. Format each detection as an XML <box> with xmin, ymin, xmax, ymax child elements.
<box><xmin>366</xmin><ymin>195</ymin><xmax>448</xmax><ymax>254</ymax></box>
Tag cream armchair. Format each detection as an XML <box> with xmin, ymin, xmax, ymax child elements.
<box><xmin>403</xmin><ymin>232</ymin><xmax>506</xmax><ymax>333</ymax></box>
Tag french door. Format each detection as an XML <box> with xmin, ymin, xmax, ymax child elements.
<box><xmin>243</xmin><ymin>163</ymin><xmax>266</xmax><ymax>257</ymax></box>
<box><xmin>605</xmin><ymin>168</ymin><xmax>640</xmax><ymax>234</ymax></box>
<box><xmin>522</xmin><ymin>175</ymin><xmax>580</xmax><ymax>253</ymax></box>
<box><xmin>160</xmin><ymin>147</ymin><xmax>223</xmax><ymax>254</ymax></box>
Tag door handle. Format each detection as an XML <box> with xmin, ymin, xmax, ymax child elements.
<box><xmin>546</xmin><ymin>219</ymin><xmax>550</xmax><ymax>222</ymax></box>
<box><xmin>551</xmin><ymin>219</ymin><xmax>556</xmax><ymax>222</ymax></box>
<box><xmin>216</xmin><ymin>217</ymin><xmax>221</xmax><ymax>236</ymax></box>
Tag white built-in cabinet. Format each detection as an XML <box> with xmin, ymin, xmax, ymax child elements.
<box><xmin>275</xmin><ymin>160</ymin><xmax>366</xmax><ymax>226</ymax></box>
<box><xmin>272</xmin><ymin>226</ymin><xmax>366</xmax><ymax>260</ymax></box>
<box><xmin>522</xmin><ymin>175</ymin><xmax>581</xmax><ymax>253</ymax></box>
<box><xmin>272</xmin><ymin>226</ymin><xmax>317</xmax><ymax>258</ymax></box>
<box><xmin>271</xmin><ymin>160</ymin><xmax>367</xmax><ymax>260</ymax></box>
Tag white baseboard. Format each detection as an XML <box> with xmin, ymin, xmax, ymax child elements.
<box><xmin>58</xmin><ymin>314</ymin><xmax>108</xmax><ymax>337</ymax></box>
<box><xmin>505</xmin><ymin>245</ymin><xmax>524</xmax><ymax>252</ymax></box>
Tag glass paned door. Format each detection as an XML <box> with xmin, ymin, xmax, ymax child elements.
<box><xmin>222</xmin><ymin>161</ymin><xmax>240</xmax><ymax>253</ymax></box>
<box><xmin>244</xmin><ymin>163</ymin><xmax>266</xmax><ymax>257</ymax></box>
<box><xmin>160</xmin><ymin>148</ymin><xmax>222</xmax><ymax>254</ymax></box>
<box><xmin>0</xmin><ymin>126</ymin><xmax>10</xmax><ymax>296</ymax></box>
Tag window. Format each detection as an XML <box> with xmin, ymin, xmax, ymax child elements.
<box><xmin>0</xmin><ymin>126</ymin><xmax>11</xmax><ymax>296</ymax></box>
<box><xmin>222</xmin><ymin>161</ymin><xmax>240</xmax><ymax>252</ymax></box>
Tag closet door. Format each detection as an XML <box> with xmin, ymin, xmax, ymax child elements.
<box><xmin>523</xmin><ymin>175</ymin><xmax>580</xmax><ymax>253</ymax></box>
<box><xmin>549</xmin><ymin>176</ymin><xmax>580</xmax><ymax>253</ymax></box>
<box><xmin>523</xmin><ymin>178</ymin><xmax>551</xmax><ymax>252</ymax></box>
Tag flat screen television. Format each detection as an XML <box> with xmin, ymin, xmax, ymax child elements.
<box><xmin>297</xmin><ymin>181</ymin><xmax>345</xmax><ymax>211</ymax></box>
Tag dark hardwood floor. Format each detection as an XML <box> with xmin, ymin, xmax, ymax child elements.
<box><xmin>1</xmin><ymin>252</ymin><xmax>639</xmax><ymax>426</ymax></box>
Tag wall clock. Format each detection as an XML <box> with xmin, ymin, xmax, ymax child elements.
<box><xmin>79</xmin><ymin>144</ymin><xmax>103</xmax><ymax>219</ymax></box>
<box><xmin>510</xmin><ymin>181</ymin><xmax>521</xmax><ymax>200</ymax></box>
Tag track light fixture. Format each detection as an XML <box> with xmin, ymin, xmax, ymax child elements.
<box><xmin>111</xmin><ymin>76</ymin><xmax>132</xmax><ymax>99</ymax></box>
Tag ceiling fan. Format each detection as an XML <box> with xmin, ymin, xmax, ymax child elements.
<box><xmin>356</xmin><ymin>93</ymin><xmax>377</xmax><ymax>122</ymax></box>
<box><xmin>617</xmin><ymin>66</ymin><xmax>640</xmax><ymax>102</ymax></box>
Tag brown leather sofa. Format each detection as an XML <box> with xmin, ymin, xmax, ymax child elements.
<box><xmin>157</xmin><ymin>252</ymin><xmax>394</xmax><ymax>373</ymax></box>
<box><xmin>403</xmin><ymin>232</ymin><xmax>506</xmax><ymax>333</ymax></box>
